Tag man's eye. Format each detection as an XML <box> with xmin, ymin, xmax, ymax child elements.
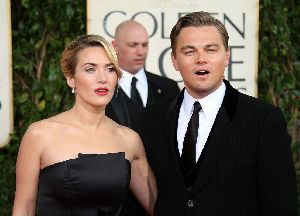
<box><xmin>207</xmin><ymin>49</ymin><xmax>217</xmax><ymax>53</ymax></box>
<box><xmin>184</xmin><ymin>50</ymin><xmax>194</xmax><ymax>55</ymax></box>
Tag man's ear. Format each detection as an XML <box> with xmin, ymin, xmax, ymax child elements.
<box><xmin>171</xmin><ymin>52</ymin><xmax>179</xmax><ymax>71</ymax></box>
<box><xmin>66</xmin><ymin>76</ymin><xmax>75</xmax><ymax>88</ymax></box>
<box><xmin>225</xmin><ymin>47</ymin><xmax>230</xmax><ymax>67</ymax></box>
<box><xmin>111</xmin><ymin>40</ymin><xmax>118</xmax><ymax>50</ymax></box>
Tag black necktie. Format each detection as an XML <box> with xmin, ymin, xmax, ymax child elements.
<box><xmin>131</xmin><ymin>77</ymin><xmax>143</xmax><ymax>109</ymax></box>
<box><xmin>181</xmin><ymin>101</ymin><xmax>202</xmax><ymax>180</ymax></box>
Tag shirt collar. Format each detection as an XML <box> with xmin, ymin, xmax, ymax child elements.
<box><xmin>119</xmin><ymin>68</ymin><xmax>147</xmax><ymax>88</ymax></box>
<box><xmin>183</xmin><ymin>82</ymin><xmax>226</xmax><ymax>120</ymax></box>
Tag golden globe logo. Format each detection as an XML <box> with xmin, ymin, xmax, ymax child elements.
<box><xmin>87</xmin><ymin>0</ymin><xmax>259</xmax><ymax>96</ymax></box>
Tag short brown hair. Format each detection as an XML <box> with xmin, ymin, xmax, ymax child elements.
<box><xmin>170</xmin><ymin>11</ymin><xmax>229</xmax><ymax>54</ymax></box>
<box><xmin>60</xmin><ymin>34</ymin><xmax>122</xmax><ymax>79</ymax></box>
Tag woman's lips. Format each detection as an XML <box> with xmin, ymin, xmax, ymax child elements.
<box><xmin>95</xmin><ymin>87</ymin><xmax>109</xmax><ymax>96</ymax></box>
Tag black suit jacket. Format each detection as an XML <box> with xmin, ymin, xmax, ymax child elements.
<box><xmin>106</xmin><ymin>71</ymin><xmax>180</xmax><ymax>216</ymax></box>
<box><xmin>144</xmin><ymin>80</ymin><xmax>297</xmax><ymax>216</ymax></box>
<box><xmin>106</xmin><ymin>71</ymin><xmax>180</xmax><ymax>134</ymax></box>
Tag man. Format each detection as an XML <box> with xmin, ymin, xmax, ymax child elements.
<box><xmin>106</xmin><ymin>20</ymin><xmax>180</xmax><ymax>215</ymax></box>
<box><xmin>144</xmin><ymin>12</ymin><xmax>297</xmax><ymax>215</ymax></box>
<box><xmin>106</xmin><ymin>20</ymin><xmax>180</xmax><ymax>134</ymax></box>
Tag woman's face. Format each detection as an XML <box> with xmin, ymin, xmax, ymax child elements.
<box><xmin>67</xmin><ymin>46</ymin><xmax>118</xmax><ymax>108</ymax></box>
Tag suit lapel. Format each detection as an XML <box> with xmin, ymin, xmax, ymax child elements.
<box><xmin>163</xmin><ymin>91</ymin><xmax>187</xmax><ymax>191</ymax></box>
<box><xmin>192</xmin><ymin>80</ymin><xmax>239</xmax><ymax>193</ymax></box>
<box><xmin>147</xmin><ymin>84</ymin><xmax>155</xmax><ymax>107</ymax></box>
<box><xmin>109</xmin><ymin>88</ymin><xmax>133</xmax><ymax>128</ymax></box>
<box><xmin>191</xmin><ymin>106</ymin><xmax>232</xmax><ymax>193</ymax></box>
<box><xmin>145</xmin><ymin>72</ymin><xmax>162</xmax><ymax>107</ymax></box>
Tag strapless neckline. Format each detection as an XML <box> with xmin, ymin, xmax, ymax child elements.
<box><xmin>41</xmin><ymin>152</ymin><xmax>131</xmax><ymax>172</ymax></box>
<box><xmin>38</xmin><ymin>152</ymin><xmax>131</xmax><ymax>216</ymax></box>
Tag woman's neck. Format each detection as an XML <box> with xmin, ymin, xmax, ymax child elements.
<box><xmin>69</xmin><ymin>102</ymin><xmax>107</xmax><ymax>131</ymax></box>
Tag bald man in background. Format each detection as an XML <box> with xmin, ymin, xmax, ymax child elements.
<box><xmin>106</xmin><ymin>20</ymin><xmax>180</xmax><ymax>215</ymax></box>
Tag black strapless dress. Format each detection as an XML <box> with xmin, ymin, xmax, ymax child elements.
<box><xmin>37</xmin><ymin>152</ymin><xmax>131</xmax><ymax>216</ymax></box>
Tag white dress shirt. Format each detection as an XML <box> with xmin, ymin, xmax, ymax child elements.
<box><xmin>118</xmin><ymin>68</ymin><xmax>148</xmax><ymax>107</ymax></box>
<box><xmin>177</xmin><ymin>82</ymin><xmax>226</xmax><ymax>161</ymax></box>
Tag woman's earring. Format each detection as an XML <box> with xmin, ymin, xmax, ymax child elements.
<box><xmin>71</xmin><ymin>87</ymin><xmax>75</xmax><ymax>94</ymax></box>
<box><xmin>115</xmin><ymin>84</ymin><xmax>119</xmax><ymax>97</ymax></box>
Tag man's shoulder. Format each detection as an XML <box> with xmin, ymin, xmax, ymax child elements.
<box><xmin>224</xmin><ymin>80</ymin><xmax>278</xmax><ymax>112</ymax></box>
<box><xmin>238</xmin><ymin>91</ymin><xmax>278</xmax><ymax>111</ymax></box>
<box><xmin>228</xmin><ymin>90</ymin><xmax>284</xmax><ymax>124</ymax></box>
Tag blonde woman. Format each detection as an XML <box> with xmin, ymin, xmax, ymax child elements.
<box><xmin>12</xmin><ymin>35</ymin><xmax>157</xmax><ymax>216</ymax></box>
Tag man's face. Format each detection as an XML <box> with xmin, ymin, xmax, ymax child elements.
<box><xmin>113</xmin><ymin>25</ymin><xmax>149</xmax><ymax>74</ymax></box>
<box><xmin>172</xmin><ymin>26</ymin><xmax>230</xmax><ymax>99</ymax></box>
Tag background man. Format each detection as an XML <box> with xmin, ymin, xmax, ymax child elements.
<box><xmin>107</xmin><ymin>20</ymin><xmax>179</xmax><ymax>134</ymax></box>
<box><xmin>106</xmin><ymin>20</ymin><xmax>180</xmax><ymax>215</ymax></box>
<box><xmin>144</xmin><ymin>11</ymin><xmax>297</xmax><ymax>215</ymax></box>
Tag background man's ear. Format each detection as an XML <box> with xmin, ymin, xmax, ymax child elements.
<box><xmin>111</xmin><ymin>40</ymin><xmax>118</xmax><ymax>50</ymax></box>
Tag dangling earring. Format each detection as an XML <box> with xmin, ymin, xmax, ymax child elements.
<box><xmin>71</xmin><ymin>87</ymin><xmax>75</xmax><ymax>94</ymax></box>
<box><xmin>115</xmin><ymin>76</ymin><xmax>121</xmax><ymax>97</ymax></box>
<box><xmin>116</xmin><ymin>85</ymin><xmax>119</xmax><ymax>96</ymax></box>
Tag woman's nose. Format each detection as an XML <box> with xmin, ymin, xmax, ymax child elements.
<box><xmin>97</xmin><ymin>70</ymin><xmax>107</xmax><ymax>83</ymax></box>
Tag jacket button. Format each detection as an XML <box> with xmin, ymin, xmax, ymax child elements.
<box><xmin>187</xmin><ymin>199</ymin><xmax>194</xmax><ymax>207</ymax></box>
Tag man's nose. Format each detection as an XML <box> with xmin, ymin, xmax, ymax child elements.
<box><xmin>196</xmin><ymin>51</ymin><xmax>207</xmax><ymax>64</ymax></box>
<box><xmin>136</xmin><ymin>44</ymin><xmax>145</xmax><ymax>55</ymax></box>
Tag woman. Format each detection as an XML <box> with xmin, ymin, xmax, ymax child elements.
<box><xmin>12</xmin><ymin>35</ymin><xmax>157</xmax><ymax>216</ymax></box>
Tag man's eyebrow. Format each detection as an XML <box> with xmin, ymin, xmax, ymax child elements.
<box><xmin>205</xmin><ymin>43</ymin><xmax>219</xmax><ymax>48</ymax></box>
<box><xmin>180</xmin><ymin>45</ymin><xmax>196</xmax><ymax>51</ymax></box>
<box><xmin>127</xmin><ymin>42</ymin><xmax>148</xmax><ymax>45</ymax></box>
<box><xmin>127</xmin><ymin>42</ymin><xmax>138</xmax><ymax>45</ymax></box>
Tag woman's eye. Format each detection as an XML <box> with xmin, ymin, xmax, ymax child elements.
<box><xmin>86</xmin><ymin>67</ymin><xmax>95</xmax><ymax>73</ymax></box>
<box><xmin>106</xmin><ymin>67</ymin><xmax>116</xmax><ymax>72</ymax></box>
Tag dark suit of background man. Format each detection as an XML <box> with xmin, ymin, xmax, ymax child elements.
<box><xmin>105</xmin><ymin>20</ymin><xmax>180</xmax><ymax>216</ymax></box>
<box><xmin>143</xmin><ymin>11</ymin><xmax>297</xmax><ymax>215</ymax></box>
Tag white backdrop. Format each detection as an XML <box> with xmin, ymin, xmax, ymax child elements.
<box><xmin>87</xmin><ymin>0</ymin><xmax>259</xmax><ymax>96</ymax></box>
<box><xmin>0</xmin><ymin>0</ymin><xmax>13</xmax><ymax>147</ymax></box>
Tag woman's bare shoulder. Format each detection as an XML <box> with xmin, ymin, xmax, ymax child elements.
<box><xmin>114</xmin><ymin>124</ymin><xmax>140</xmax><ymax>141</ymax></box>
<box><xmin>25</xmin><ymin>119</ymin><xmax>49</xmax><ymax>138</ymax></box>
<box><xmin>116</xmin><ymin>125</ymin><xmax>144</xmax><ymax>152</ymax></box>
<box><xmin>24</xmin><ymin>112</ymin><xmax>68</xmax><ymax>139</ymax></box>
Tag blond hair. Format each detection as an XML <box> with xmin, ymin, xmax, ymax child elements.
<box><xmin>60</xmin><ymin>34</ymin><xmax>122</xmax><ymax>79</ymax></box>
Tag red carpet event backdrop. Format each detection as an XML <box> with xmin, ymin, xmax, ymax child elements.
<box><xmin>0</xmin><ymin>0</ymin><xmax>13</xmax><ymax>147</ymax></box>
<box><xmin>0</xmin><ymin>0</ymin><xmax>259</xmax><ymax>147</ymax></box>
<box><xmin>87</xmin><ymin>0</ymin><xmax>259</xmax><ymax>95</ymax></box>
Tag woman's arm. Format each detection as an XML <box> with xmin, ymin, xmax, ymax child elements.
<box><xmin>12</xmin><ymin>123</ymin><xmax>44</xmax><ymax>216</ymax></box>
<box><xmin>129</xmin><ymin>133</ymin><xmax>157</xmax><ymax>216</ymax></box>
